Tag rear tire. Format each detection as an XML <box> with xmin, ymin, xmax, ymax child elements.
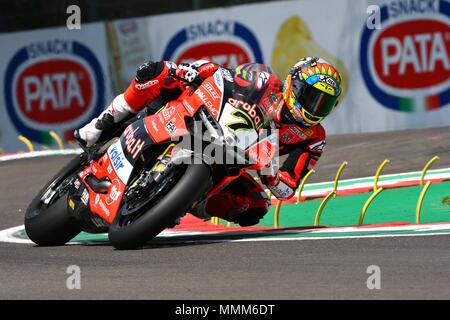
<box><xmin>108</xmin><ymin>163</ymin><xmax>211</xmax><ymax>250</ymax></box>
<box><xmin>24</xmin><ymin>156</ymin><xmax>84</xmax><ymax>246</ymax></box>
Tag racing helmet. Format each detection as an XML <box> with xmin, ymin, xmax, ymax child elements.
<box><xmin>283</xmin><ymin>56</ymin><xmax>342</xmax><ymax>126</ymax></box>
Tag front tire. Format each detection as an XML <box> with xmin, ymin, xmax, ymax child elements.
<box><xmin>108</xmin><ymin>163</ymin><xmax>211</xmax><ymax>250</ymax></box>
<box><xmin>24</xmin><ymin>156</ymin><xmax>84</xmax><ymax>246</ymax></box>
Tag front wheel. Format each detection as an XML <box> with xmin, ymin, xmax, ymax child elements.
<box><xmin>24</xmin><ymin>156</ymin><xmax>84</xmax><ymax>246</ymax></box>
<box><xmin>108</xmin><ymin>163</ymin><xmax>211</xmax><ymax>250</ymax></box>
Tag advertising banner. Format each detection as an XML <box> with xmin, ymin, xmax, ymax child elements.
<box><xmin>0</xmin><ymin>22</ymin><xmax>111</xmax><ymax>152</ymax></box>
<box><xmin>142</xmin><ymin>0</ymin><xmax>450</xmax><ymax>135</ymax></box>
<box><xmin>109</xmin><ymin>18</ymin><xmax>152</xmax><ymax>91</ymax></box>
<box><xmin>1</xmin><ymin>0</ymin><xmax>448</xmax><ymax>153</ymax></box>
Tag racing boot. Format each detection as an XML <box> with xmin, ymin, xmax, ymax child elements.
<box><xmin>74</xmin><ymin>93</ymin><xmax>135</xmax><ymax>148</ymax></box>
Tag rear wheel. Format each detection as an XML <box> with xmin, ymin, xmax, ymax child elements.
<box><xmin>24</xmin><ymin>156</ymin><xmax>84</xmax><ymax>246</ymax></box>
<box><xmin>108</xmin><ymin>163</ymin><xmax>211</xmax><ymax>250</ymax></box>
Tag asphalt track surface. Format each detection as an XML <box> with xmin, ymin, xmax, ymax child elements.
<box><xmin>1</xmin><ymin>126</ymin><xmax>450</xmax><ymax>299</ymax></box>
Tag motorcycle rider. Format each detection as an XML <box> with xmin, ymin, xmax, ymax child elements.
<box><xmin>75</xmin><ymin>57</ymin><xmax>342</xmax><ymax>226</ymax></box>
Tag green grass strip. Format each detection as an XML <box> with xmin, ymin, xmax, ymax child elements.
<box><xmin>258</xmin><ymin>181</ymin><xmax>450</xmax><ymax>228</ymax></box>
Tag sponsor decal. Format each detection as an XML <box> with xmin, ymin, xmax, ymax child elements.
<box><xmin>68</xmin><ymin>198</ymin><xmax>75</xmax><ymax>210</ymax></box>
<box><xmin>227</xmin><ymin>97</ymin><xmax>262</xmax><ymax>128</ymax></box>
<box><xmin>289</xmin><ymin>126</ymin><xmax>307</xmax><ymax>139</ymax></box>
<box><xmin>4</xmin><ymin>39</ymin><xmax>105</xmax><ymax>143</ymax></box>
<box><xmin>281</xmin><ymin>131</ymin><xmax>294</xmax><ymax>143</ymax></box>
<box><xmin>204</xmin><ymin>82</ymin><xmax>220</xmax><ymax>100</ymax></box>
<box><xmin>195</xmin><ymin>88</ymin><xmax>215</xmax><ymax>112</ymax></box>
<box><xmin>360</xmin><ymin>0</ymin><xmax>450</xmax><ymax>112</ymax></box>
<box><xmin>213</xmin><ymin>70</ymin><xmax>224</xmax><ymax>88</ymax></box>
<box><xmin>95</xmin><ymin>193</ymin><xmax>100</xmax><ymax>205</ymax></box>
<box><xmin>135</xmin><ymin>79</ymin><xmax>159</xmax><ymax>90</ymax></box>
<box><xmin>309</xmin><ymin>140</ymin><xmax>326</xmax><ymax>152</ymax></box>
<box><xmin>108</xmin><ymin>141</ymin><xmax>133</xmax><ymax>184</ymax></box>
<box><xmin>109</xmin><ymin>145</ymin><xmax>125</xmax><ymax>171</ymax></box>
<box><xmin>268</xmin><ymin>180</ymin><xmax>293</xmax><ymax>199</ymax></box>
<box><xmin>106</xmin><ymin>179</ymin><xmax>122</xmax><ymax>205</ymax></box>
<box><xmin>151</xmin><ymin>118</ymin><xmax>159</xmax><ymax>132</ymax></box>
<box><xmin>98</xmin><ymin>199</ymin><xmax>110</xmax><ymax>217</ymax></box>
<box><xmin>318</xmin><ymin>74</ymin><xmax>337</xmax><ymax>88</ymax></box>
<box><xmin>123</xmin><ymin>125</ymin><xmax>145</xmax><ymax>159</ymax></box>
<box><xmin>73</xmin><ymin>178</ymin><xmax>81</xmax><ymax>190</ymax></box>
<box><xmin>259</xmin><ymin>92</ymin><xmax>280</xmax><ymax>115</ymax></box>
<box><xmin>165</xmin><ymin>120</ymin><xmax>177</xmax><ymax>136</ymax></box>
<box><xmin>292</xmin><ymin>125</ymin><xmax>313</xmax><ymax>137</ymax></box>
<box><xmin>78</xmin><ymin>167</ymin><xmax>91</xmax><ymax>179</ymax></box>
<box><xmin>160</xmin><ymin>105</ymin><xmax>176</xmax><ymax>121</ymax></box>
<box><xmin>81</xmin><ymin>188</ymin><xmax>89</xmax><ymax>206</ymax></box>
<box><xmin>162</xmin><ymin>20</ymin><xmax>263</xmax><ymax>68</ymax></box>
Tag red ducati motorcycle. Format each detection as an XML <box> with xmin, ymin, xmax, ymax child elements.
<box><xmin>25</xmin><ymin>67</ymin><xmax>280</xmax><ymax>249</ymax></box>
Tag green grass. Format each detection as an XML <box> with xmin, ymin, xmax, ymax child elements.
<box><xmin>252</xmin><ymin>181</ymin><xmax>450</xmax><ymax>228</ymax></box>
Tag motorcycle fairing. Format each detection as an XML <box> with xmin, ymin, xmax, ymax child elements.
<box><xmin>73</xmin><ymin>67</ymin><xmax>281</xmax><ymax>226</ymax></box>
<box><xmin>77</xmin><ymin>150</ymin><xmax>126</xmax><ymax>224</ymax></box>
<box><xmin>76</xmin><ymin>118</ymin><xmax>154</xmax><ymax>224</ymax></box>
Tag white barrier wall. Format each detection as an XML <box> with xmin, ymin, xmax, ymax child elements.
<box><xmin>0</xmin><ymin>22</ymin><xmax>111</xmax><ymax>152</ymax></box>
<box><xmin>0</xmin><ymin>0</ymin><xmax>449</xmax><ymax>152</ymax></box>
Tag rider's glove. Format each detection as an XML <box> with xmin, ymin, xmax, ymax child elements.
<box><xmin>259</xmin><ymin>172</ymin><xmax>280</xmax><ymax>187</ymax></box>
<box><xmin>175</xmin><ymin>63</ymin><xmax>201</xmax><ymax>84</ymax></box>
<box><xmin>260</xmin><ymin>171</ymin><xmax>296</xmax><ymax>201</ymax></box>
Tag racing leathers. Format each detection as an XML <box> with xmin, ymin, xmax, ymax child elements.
<box><xmin>76</xmin><ymin>60</ymin><xmax>326</xmax><ymax>226</ymax></box>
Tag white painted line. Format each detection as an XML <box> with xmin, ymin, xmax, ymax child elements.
<box><xmin>232</xmin><ymin>232</ymin><xmax>450</xmax><ymax>242</ymax></box>
<box><xmin>3</xmin><ymin>222</ymin><xmax>450</xmax><ymax>245</ymax></box>
<box><xmin>0</xmin><ymin>149</ymin><xmax>82</xmax><ymax>162</ymax></box>
<box><xmin>0</xmin><ymin>225</ymin><xmax>33</xmax><ymax>244</ymax></box>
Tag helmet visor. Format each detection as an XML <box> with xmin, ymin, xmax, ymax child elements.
<box><xmin>292</xmin><ymin>78</ymin><xmax>339</xmax><ymax>117</ymax></box>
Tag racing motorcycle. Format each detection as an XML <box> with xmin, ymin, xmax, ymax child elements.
<box><xmin>24</xmin><ymin>67</ymin><xmax>280</xmax><ymax>250</ymax></box>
